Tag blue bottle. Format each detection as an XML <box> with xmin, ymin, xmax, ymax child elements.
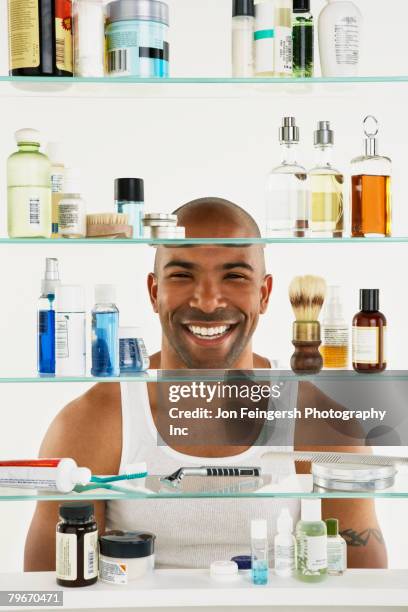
<box><xmin>91</xmin><ymin>285</ymin><xmax>120</xmax><ymax>377</ymax></box>
<box><xmin>115</xmin><ymin>178</ymin><xmax>144</xmax><ymax>239</ymax></box>
<box><xmin>251</xmin><ymin>519</ymin><xmax>269</xmax><ymax>585</ymax></box>
<box><xmin>38</xmin><ymin>258</ymin><xmax>60</xmax><ymax>375</ymax></box>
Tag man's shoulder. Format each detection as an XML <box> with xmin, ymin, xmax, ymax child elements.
<box><xmin>61</xmin><ymin>382</ymin><xmax>122</xmax><ymax>428</ymax></box>
<box><xmin>41</xmin><ymin>383</ymin><xmax>122</xmax><ymax>474</ymax></box>
<box><xmin>253</xmin><ymin>353</ymin><xmax>271</xmax><ymax>368</ymax></box>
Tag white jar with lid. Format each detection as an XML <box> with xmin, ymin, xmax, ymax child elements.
<box><xmin>99</xmin><ymin>531</ymin><xmax>156</xmax><ymax>585</ymax></box>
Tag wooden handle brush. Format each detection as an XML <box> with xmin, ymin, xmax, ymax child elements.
<box><xmin>289</xmin><ymin>275</ymin><xmax>327</xmax><ymax>374</ymax></box>
<box><xmin>86</xmin><ymin>213</ymin><xmax>133</xmax><ymax>239</ymax></box>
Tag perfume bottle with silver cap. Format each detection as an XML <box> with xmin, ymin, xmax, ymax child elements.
<box><xmin>266</xmin><ymin>117</ymin><xmax>309</xmax><ymax>237</ymax></box>
<box><xmin>351</xmin><ymin>116</ymin><xmax>392</xmax><ymax>238</ymax></box>
<box><xmin>309</xmin><ymin>121</ymin><xmax>344</xmax><ymax>238</ymax></box>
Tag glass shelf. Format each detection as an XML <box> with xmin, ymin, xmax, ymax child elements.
<box><xmin>2</xmin><ymin>473</ymin><xmax>408</xmax><ymax>501</ymax></box>
<box><xmin>1</xmin><ymin>75</ymin><xmax>407</xmax><ymax>99</ymax></box>
<box><xmin>1</xmin><ymin>237</ymin><xmax>407</xmax><ymax>245</ymax></box>
<box><xmin>1</xmin><ymin>370</ymin><xmax>408</xmax><ymax>383</ymax></box>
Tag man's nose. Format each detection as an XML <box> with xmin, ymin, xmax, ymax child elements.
<box><xmin>189</xmin><ymin>278</ymin><xmax>228</xmax><ymax>313</ymax></box>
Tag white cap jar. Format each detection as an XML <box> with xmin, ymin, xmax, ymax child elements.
<box><xmin>99</xmin><ymin>531</ymin><xmax>156</xmax><ymax>585</ymax></box>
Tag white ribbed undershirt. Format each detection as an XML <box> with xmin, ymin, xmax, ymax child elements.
<box><xmin>106</xmin><ymin>381</ymin><xmax>300</xmax><ymax>569</ymax></box>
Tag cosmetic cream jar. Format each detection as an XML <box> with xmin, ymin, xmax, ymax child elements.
<box><xmin>210</xmin><ymin>561</ymin><xmax>239</xmax><ymax>582</ymax></box>
<box><xmin>99</xmin><ymin>531</ymin><xmax>155</xmax><ymax>585</ymax></box>
<box><xmin>312</xmin><ymin>463</ymin><xmax>396</xmax><ymax>492</ymax></box>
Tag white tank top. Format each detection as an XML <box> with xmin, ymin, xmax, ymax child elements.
<box><xmin>106</xmin><ymin>381</ymin><xmax>300</xmax><ymax>569</ymax></box>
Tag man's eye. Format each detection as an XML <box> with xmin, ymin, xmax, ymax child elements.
<box><xmin>169</xmin><ymin>273</ymin><xmax>192</xmax><ymax>279</ymax></box>
<box><xmin>225</xmin><ymin>273</ymin><xmax>247</xmax><ymax>280</ymax></box>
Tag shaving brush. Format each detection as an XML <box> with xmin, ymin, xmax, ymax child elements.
<box><xmin>289</xmin><ymin>275</ymin><xmax>327</xmax><ymax>375</ymax></box>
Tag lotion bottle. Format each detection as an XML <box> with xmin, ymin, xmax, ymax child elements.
<box><xmin>274</xmin><ymin>508</ymin><xmax>296</xmax><ymax>577</ymax></box>
<box><xmin>318</xmin><ymin>0</ymin><xmax>362</xmax><ymax>77</ymax></box>
<box><xmin>296</xmin><ymin>499</ymin><xmax>327</xmax><ymax>582</ymax></box>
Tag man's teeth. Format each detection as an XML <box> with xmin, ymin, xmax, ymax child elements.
<box><xmin>187</xmin><ymin>325</ymin><xmax>231</xmax><ymax>338</ymax></box>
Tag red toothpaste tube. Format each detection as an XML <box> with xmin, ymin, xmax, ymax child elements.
<box><xmin>0</xmin><ymin>458</ymin><xmax>91</xmax><ymax>493</ymax></box>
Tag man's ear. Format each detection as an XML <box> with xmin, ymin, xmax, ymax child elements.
<box><xmin>147</xmin><ymin>273</ymin><xmax>159</xmax><ymax>313</ymax></box>
<box><xmin>260</xmin><ymin>274</ymin><xmax>273</xmax><ymax>314</ymax></box>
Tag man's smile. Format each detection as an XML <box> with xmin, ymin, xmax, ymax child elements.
<box><xmin>181</xmin><ymin>322</ymin><xmax>240</xmax><ymax>346</ymax></box>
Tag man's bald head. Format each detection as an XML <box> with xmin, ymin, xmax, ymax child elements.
<box><xmin>154</xmin><ymin>197</ymin><xmax>264</xmax><ymax>275</ymax></box>
<box><xmin>174</xmin><ymin>197</ymin><xmax>261</xmax><ymax>239</ymax></box>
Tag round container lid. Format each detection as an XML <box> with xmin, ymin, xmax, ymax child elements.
<box><xmin>106</xmin><ymin>0</ymin><xmax>169</xmax><ymax>26</ymax></box>
<box><xmin>231</xmin><ymin>555</ymin><xmax>251</xmax><ymax>570</ymax></box>
<box><xmin>99</xmin><ymin>531</ymin><xmax>155</xmax><ymax>559</ymax></box>
<box><xmin>210</xmin><ymin>561</ymin><xmax>239</xmax><ymax>577</ymax></box>
<box><xmin>59</xmin><ymin>502</ymin><xmax>94</xmax><ymax>521</ymax></box>
<box><xmin>312</xmin><ymin>463</ymin><xmax>396</xmax><ymax>482</ymax></box>
<box><xmin>115</xmin><ymin>178</ymin><xmax>144</xmax><ymax>203</ymax></box>
<box><xmin>15</xmin><ymin>128</ymin><xmax>41</xmax><ymax>145</ymax></box>
<box><xmin>143</xmin><ymin>213</ymin><xmax>178</xmax><ymax>222</ymax></box>
<box><xmin>95</xmin><ymin>284</ymin><xmax>116</xmax><ymax>304</ymax></box>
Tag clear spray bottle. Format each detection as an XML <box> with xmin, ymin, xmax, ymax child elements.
<box><xmin>38</xmin><ymin>258</ymin><xmax>61</xmax><ymax>375</ymax></box>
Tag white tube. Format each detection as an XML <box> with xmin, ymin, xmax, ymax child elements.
<box><xmin>0</xmin><ymin>458</ymin><xmax>91</xmax><ymax>493</ymax></box>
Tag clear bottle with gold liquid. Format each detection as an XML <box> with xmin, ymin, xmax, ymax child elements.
<box><xmin>351</xmin><ymin>116</ymin><xmax>391</xmax><ymax>238</ymax></box>
<box><xmin>320</xmin><ymin>286</ymin><xmax>349</xmax><ymax>369</ymax></box>
<box><xmin>309</xmin><ymin>121</ymin><xmax>344</xmax><ymax>238</ymax></box>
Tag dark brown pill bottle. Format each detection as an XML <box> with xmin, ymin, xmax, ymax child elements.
<box><xmin>8</xmin><ymin>0</ymin><xmax>73</xmax><ymax>77</ymax></box>
<box><xmin>352</xmin><ymin>289</ymin><xmax>387</xmax><ymax>373</ymax></box>
<box><xmin>56</xmin><ymin>502</ymin><xmax>98</xmax><ymax>587</ymax></box>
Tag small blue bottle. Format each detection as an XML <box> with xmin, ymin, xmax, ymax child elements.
<box><xmin>251</xmin><ymin>519</ymin><xmax>269</xmax><ymax>585</ymax></box>
<box><xmin>115</xmin><ymin>178</ymin><xmax>144</xmax><ymax>239</ymax></box>
<box><xmin>38</xmin><ymin>258</ymin><xmax>60</xmax><ymax>375</ymax></box>
<box><xmin>91</xmin><ymin>285</ymin><xmax>120</xmax><ymax>377</ymax></box>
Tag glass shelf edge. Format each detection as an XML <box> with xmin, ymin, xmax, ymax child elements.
<box><xmin>1</xmin><ymin>237</ymin><xmax>408</xmax><ymax>245</ymax></box>
<box><xmin>1</xmin><ymin>75</ymin><xmax>408</xmax><ymax>85</ymax></box>
<box><xmin>0</xmin><ymin>474</ymin><xmax>408</xmax><ymax>501</ymax></box>
<box><xmin>1</xmin><ymin>371</ymin><xmax>408</xmax><ymax>383</ymax></box>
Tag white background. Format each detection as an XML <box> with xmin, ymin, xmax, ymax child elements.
<box><xmin>0</xmin><ymin>0</ymin><xmax>407</xmax><ymax>572</ymax></box>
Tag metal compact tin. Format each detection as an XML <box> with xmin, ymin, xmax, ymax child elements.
<box><xmin>143</xmin><ymin>213</ymin><xmax>177</xmax><ymax>223</ymax></box>
<box><xmin>145</xmin><ymin>225</ymin><xmax>185</xmax><ymax>239</ymax></box>
<box><xmin>312</xmin><ymin>462</ymin><xmax>396</xmax><ymax>492</ymax></box>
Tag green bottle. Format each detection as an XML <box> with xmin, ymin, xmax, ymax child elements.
<box><xmin>7</xmin><ymin>129</ymin><xmax>51</xmax><ymax>238</ymax></box>
<box><xmin>296</xmin><ymin>498</ymin><xmax>328</xmax><ymax>582</ymax></box>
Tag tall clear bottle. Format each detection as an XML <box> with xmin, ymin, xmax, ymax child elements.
<box><xmin>351</xmin><ymin>116</ymin><xmax>391</xmax><ymax>238</ymax></box>
<box><xmin>91</xmin><ymin>285</ymin><xmax>120</xmax><ymax>378</ymax></box>
<box><xmin>296</xmin><ymin>498</ymin><xmax>327</xmax><ymax>583</ymax></box>
<box><xmin>309</xmin><ymin>121</ymin><xmax>344</xmax><ymax>238</ymax></box>
<box><xmin>266</xmin><ymin>117</ymin><xmax>309</xmax><ymax>237</ymax></box>
<box><xmin>38</xmin><ymin>258</ymin><xmax>61</xmax><ymax>375</ymax></box>
<box><xmin>293</xmin><ymin>0</ymin><xmax>314</xmax><ymax>77</ymax></box>
<box><xmin>232</xmin><ymin>0</ymin><xmax>255</xmax><ymax>77</ymax></box>
<box><xmin>7</xmin><ymin>129</ymin><xmax>51</xmax><ymax>238</ymax></box>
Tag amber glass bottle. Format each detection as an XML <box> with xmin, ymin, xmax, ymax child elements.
<box><xmin>351</xmin><ymin>116</ymin><xmax>391</xmax><ymax>237</ymax></box>
<box><xmin>56</xmin><ymin>502</ymin><xmax>98</xmax><ymax>587</ymax></box>
<box><xmin>8</xmin><ymin>0</ymin><xmax>73</xmax><ymax>76</ymax></box>
<box><xmin>352</xmin><ymin>289</ymin><xmax>386</xmax><ymax>373</ymax></box>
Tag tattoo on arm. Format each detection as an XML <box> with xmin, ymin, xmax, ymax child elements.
<box><xmin>340</xmin><ymin>528</ymin><xmax>385</xmax><ymax>547</ymax></box>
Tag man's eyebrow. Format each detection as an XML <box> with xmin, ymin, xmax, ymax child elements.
<box><xmin>164</xmin><ymin>260</ymin><xmax>197</xmax><ymax>270</ymax></box>
<box><xmin>222</xmin><ymin>262</ymin><xmax>254</xmax><ymax>272</ymax></box>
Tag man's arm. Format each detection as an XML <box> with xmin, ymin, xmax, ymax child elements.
<box><xmin>24</xmin><ymin>383</ymin><xmax>122</xmax><ymax>572</ymax></box>
<box><xmin>295</xmin><ymin>383</ymin><xmax>388</xmax><ymax>569</ymax></box>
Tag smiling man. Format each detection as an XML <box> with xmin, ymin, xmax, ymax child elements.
<box><xmin>25</xmin><ymin>198</ymin><xmax>387</xmax><ymax>571</ymax></box>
